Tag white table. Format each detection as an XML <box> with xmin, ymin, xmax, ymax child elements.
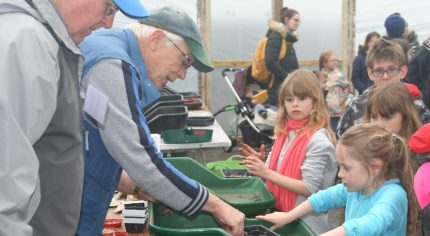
<box><xmin>159</xmin><ymin>110</ymin><xmax>231</xmax><ymax>152</ymax></box>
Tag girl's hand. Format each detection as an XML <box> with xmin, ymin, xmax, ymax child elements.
<box><xmin>239</xmin><ymin>144</ymin><xmax>266</xmax><ymax>161</ymax></box>
<box><xmin>242</xmin><ymin>155</ymin><xmax>269</xmax><ymax>178</ymax></box>
<box><xmin>256</xmin><ymin>211</ymin><xmax>293</xmax><ymax>231</ymax></box>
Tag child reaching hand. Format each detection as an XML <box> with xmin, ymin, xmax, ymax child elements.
<box><xmin>257</xmin><ymin>123</ymin><xmax>419</xmax><ymax>236</ymax></box>
<box><xmin>240</xmin><ymin>70</ymin><xmax>338</xmax><ymax>234</ymax></box>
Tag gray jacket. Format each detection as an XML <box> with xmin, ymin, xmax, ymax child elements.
<box><xmin>0</xmin><ymin>0</ymin><xmax>83</xmax><ymax>235</ymax></box>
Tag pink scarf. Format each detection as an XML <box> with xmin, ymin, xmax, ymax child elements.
<box><xmin>267</xmin><ymin>118</ymin><xmax>314</xmax><ymax>212</ymax></box>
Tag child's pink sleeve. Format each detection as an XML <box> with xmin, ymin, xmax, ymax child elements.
<box><xmin>414</xmin><ymin>162</ymin><xmax>430</xmax><ymax>209</ymax></box>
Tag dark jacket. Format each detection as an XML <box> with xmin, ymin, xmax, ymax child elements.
<box><xmin>265</xmin><ymin>30</ymin><xmax>299</xmax><ymax>81</ymax></box>
<box><xmin>264</xmin><ymin>26</ymin><xmax>299</xmax><ymax>106</ymax></box>
<box><xmin>351</xmin><ymin>51</ymin><xmax>373</xmax><ymax>94</ymax></box>
<box><xmin>408</xmin><ymin>38</ymin><xmax>430</xmax><ymax>109</ymax></box>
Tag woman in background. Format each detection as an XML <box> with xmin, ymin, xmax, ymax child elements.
<box><xmin>265</xmin><ymin>7</ymin><xmax>301</xmax><ymax>106</ymax></box>
<box><xmin>351</xmin><ymin>31</ymin><xmax>380</xmax><ymax>95</ymax></box>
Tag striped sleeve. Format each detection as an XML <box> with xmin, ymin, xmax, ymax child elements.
<box><xmin>85</xmin><ymin>58</ymin><xmax>208</xmax><ymax>215</ymax></box>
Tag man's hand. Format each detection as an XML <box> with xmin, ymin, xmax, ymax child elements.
<box><xmin>202</xmin><ymin>193</ymin><xmax>245</xmax><ymax>236</ymax></box>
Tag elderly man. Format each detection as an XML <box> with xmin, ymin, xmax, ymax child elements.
<box><xmin>0</xmin><ymin>0</ymin><xmax>148</xmax><ymax>235</ymax></box>
<box><xmin>77</xmin><ymin>6</ymin><xmax>245</xmax><ymax>236</ymax></box>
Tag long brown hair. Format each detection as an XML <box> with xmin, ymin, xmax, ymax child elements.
<box><xmin>339</xmin><ymin>123</ymin><xmax>419</xmax><ymax>235</ymax></box>
<box><xmin>364</xmin><ymin>83</ymin><xmax>422</xmax><ymax>140</ymax></box>
<box><xmin>358</xmin><ymin>31</ymin><xmax>380</xmax><ymax>54</ymax></box>
<box><xmin>275</xmin><ymin>70</ymin><xmax>335</xmax><ymax>142</ymax></box>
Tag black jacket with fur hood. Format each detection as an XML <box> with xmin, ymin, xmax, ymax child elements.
<box><xmin>264</xmin><ymin>20</ymin><xmax>299</xmax><ymax>82</ymax></box>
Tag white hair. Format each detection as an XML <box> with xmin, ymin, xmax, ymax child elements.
<box><xmin>126</xmin><ymin>23</ymin><xmax>183</xmax><ymax>46</ymax></box>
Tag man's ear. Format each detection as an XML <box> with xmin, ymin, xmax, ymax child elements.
<box><xmin>399</xmin><ymin>64</ymin><xmax>408</xmax><ymax>80</ymax></box>
<box><xmin>148</xmin><ymin>29</ymin><xmax>166</xmax><ymax>50</ymax></box>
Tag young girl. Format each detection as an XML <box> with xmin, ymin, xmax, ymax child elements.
<box><xmin>365</xmin><ymin>82</ymin><xmax>422</xmax><ymax>141</ymax></box>
<box><xmin>319</xmin><ymin>50</ymin><xmax>350</xmax><ymax>132</ymax></box>
<box><xmin>257</xmin><ymin>123</ymin><xmax>419</xmax><ymax>236</ymax></box>
<box><xmin>240</xmin><ymin>70</ymin><xmax>338</xmax><ymax>234</ymax></box>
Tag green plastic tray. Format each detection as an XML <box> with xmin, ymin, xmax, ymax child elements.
<box><xmin>162</xmin><ymin>128</ymin><xmax>213</xmax><ymax>143</ymax></box>
<box><xmin>206</xmin><ymin>155</ymin><xmax>248</xmax><ymax>178</ymax></box>
<box><xmin>149</xmin><ymin>203</ymin><xmax>316</xmax><ymax>236</ymax></box>
<box><xmin>165</xmin><ymin>157</ymin><xmax>274</xmax><ymax>216</ymax></box>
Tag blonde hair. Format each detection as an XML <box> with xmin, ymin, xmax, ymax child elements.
<box><xmin>275</xmin><ymin>70</ymin><xmax>335</xmax><ymax>142</ymax></box>
<box><xmin>365</xmin><ymin>83</ymin><xmax>422</xmax><ymax>140</ymax></box>
<box><xmin>339</xmin><ymin>123</ymin><xmax>419</xmax><ymax>235</ymax></box>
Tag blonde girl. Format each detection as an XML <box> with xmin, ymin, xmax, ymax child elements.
<box><xmin>241</xmin><ymin>70</ymin><xmax>337</xmax><ymax>234</ymax></box>
<box><xmin>365</xmin><ymin>82</ymin><xmax>422</xmax><ymax>141</ymax></box>
<box><xmin>257</xmin><ymin>123</ymin><xmax>419</xmax><ymax>236</ymax></box>
<box><xmin>319</xmin><ymin>50</ymin><xmax>350</xmax><ymax>132</ymax></box>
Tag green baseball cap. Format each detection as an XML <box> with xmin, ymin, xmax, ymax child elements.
<box><xmin>139</xmin><ymin>6</ymin><xmax>214</xmax><ymax>72</ymax></box>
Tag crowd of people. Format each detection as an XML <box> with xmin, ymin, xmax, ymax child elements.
<box><xmin>239</xmin><ymin>8</ymin><xmax>430</xmax><ymax>236</ymax></box>
<box><xmin>1</xmin><ymin>1</ymin><xmax>430</xmax><ymax>235</ymax></box>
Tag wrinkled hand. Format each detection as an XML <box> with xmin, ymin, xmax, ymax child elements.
<box><xmin>203</xmin><ymin>194</ymin><xmax>245</xmax><ymax>236</ymax></box>
<box><xmin>239</xmin><ymin>144</ymin><xmax>266</xmax><ymax>161</ymax></box>
<box><xmin>256</xmin><ymin>211</ymin><xmax>292</xmax><ymax>231</ymax></box>
<box><xmin>242</xmin><ymin>155</ymin><xmax>269</xmax><ymax>178</ymax></box>
<box><xmin>212</xmin><ymin>201</ymin><xmax>245</xmax><ymax>236</ymax></box>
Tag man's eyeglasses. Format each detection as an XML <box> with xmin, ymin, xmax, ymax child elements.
<box><xmin>105</xmin><ymin>0</ymin><xmax>118</xmax><ymax>16</ymax></box>
<box><xmin>167</xmin><ymin>37</ymin><xmax>194</xmax><ymax>69</ymax></box>
<box><xmin>371</xmin><ymin>67</ymin><xmax>401</xmax><ymax>78</ymax></box>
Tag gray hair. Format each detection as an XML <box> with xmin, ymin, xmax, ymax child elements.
<box><xmin>126</xmin><ymin>23</ymin><xmax>183</xmax><ymax>46</ymax></box>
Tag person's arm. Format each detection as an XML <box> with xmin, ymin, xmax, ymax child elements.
<box><xmin>265</xmin><ymin>32</ymin><xmax>288</xmax><ymax>79</ymax></box>
<box><xmin>116</xmin><ymin>171</ymin><xmax>156</xmax><ymax>203</ymax></box>
<box><xmin>202</xmin><ymin>193</ymin><xmax>245</xmax><ymax>236</ymax></box>
<box><xmin>85</xmin><ymin>59</ymin><xmax>208</xmax><ymax>216</ymax></box>
<box><xmin>85</xmin><ymin>58</ymin><xmax>245</xmax><ymax>236</ymax></box>
<box><xmin>256</xmin><ymin>200</ymin><xmax>314</xmax><ymax>230</ymax></box>
<box><xmin>300</xmin><ymin>130</ymin><xmax>336</xmax><ymax>194</ymax></box>
<box><xmin>0</xmin><ymin>13</ymin><xmax>60</xmax><ymax>236</ymax></box>
<box><xmin>351</xmin><ymin>55</ymin><xmax>365</xmax><ymax>94</ymax></box>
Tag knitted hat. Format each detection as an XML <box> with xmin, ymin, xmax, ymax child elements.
<box><xmin>408</xmin><ymin>123</ymin><xmax>430</xmax><ymax>154</ymax></box>
<box><xmin>384</xmin><ymin>13</ymin><xmax>406</xmax><ymax>38</ymax></box>
<box><xmin>139</xmin><ymin>7</ymin><xmax>214</xmax><ymax>72</ymax></box>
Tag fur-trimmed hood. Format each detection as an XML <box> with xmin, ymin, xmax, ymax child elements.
<box><xmin>268</xmin><ymin>20</ymin><xmax>287</xmax><ymax>37</ymax></box>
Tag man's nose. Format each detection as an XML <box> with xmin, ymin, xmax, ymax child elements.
<box><xmin>177</xmin><ymin>68</ymin><xmax>188</xmax><ymax>80</ymax></box>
